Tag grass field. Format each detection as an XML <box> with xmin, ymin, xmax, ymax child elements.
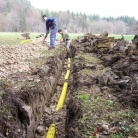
<box><xmin>0</xmin><ymin>32</ymin><xmax>83</xmax><ymax>46</ymax></box>
<box><xmin>0</xmin><ymin>32</ymin><xmax>134</xmax><ymax>46</ymax></box>
<box><xmin>109</xmin><ymin>34</ymin><xmax>134</xmax><ymax>41</ymax></box>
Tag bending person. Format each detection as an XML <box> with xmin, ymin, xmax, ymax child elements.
<box><xmin>42</xmin><ymin>15</ymin><xmax>57</xmax><ymax>49</ymax></box>
<box><xmin>58</xmin><ymin>29</ymin><xmax>72</xmax><ymax>57</ymax></box>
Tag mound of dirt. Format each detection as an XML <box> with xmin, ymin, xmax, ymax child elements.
<box><xmin>65</xmin><ymin>33</ymin><xmax>138</xmax><ymax>137</ymax></box>
<box><xmin>0</xmin><ymin>38</ymin><xmax>49</xmax><ymax>79</ymax></box>
<box><xmin>71</xmin><ymin>32</ymin><xmax>138</xmax><ymax>108</ymax></box>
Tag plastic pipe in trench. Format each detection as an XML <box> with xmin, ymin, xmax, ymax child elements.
<box><xmin>46</xmin><ymin>58</ymin><xmax>71</xmax><ymax>138</ymax></box>
<box><xmin>45</xmin><ymin>124</ymin><xmax>56</xmax><ymax>138</ymax></box>
<box><xmin>56</xmin><ymin>58</ymin><xmax>71</xmax><ymax>111</ymax></box>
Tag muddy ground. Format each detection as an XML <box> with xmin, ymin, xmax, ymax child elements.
<box><xmin>0</xmin><ymin>34</ymin><xmax>138</xmax><ymax>138</ymax></box>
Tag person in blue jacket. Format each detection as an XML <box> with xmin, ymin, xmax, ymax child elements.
<box><xmin>42</xmin><ymin>15</ymin><xmax>57</xmax><ymax>49</ymax></box>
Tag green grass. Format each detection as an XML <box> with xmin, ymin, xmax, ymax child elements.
<box><xmin>76</xmin><ymin>87</ymin><xmax>138</xmax><ymax>138</ymax></box>
<box><xmin>109</xmin><ymin>34</ymin><xmax>134</xmax><ymax>41</ymax></box>
<box><xmin>0</xmin><ymin>32</ymin><xmax>42</xmax><ymax>46</ymax></box>
<box><xmin>0</xmin><ymin>32</ymin><xmax>134</xmax><ymax>46</ymax></box>
<box><xmin>68</xmin><ymin>33</ymin><xmax>83</xmax><ymax>39</ymax></box>
<box><xmin>0</xmin><ymin>32</ymin><xmax>83</xmax><ymax>46</ymax></box>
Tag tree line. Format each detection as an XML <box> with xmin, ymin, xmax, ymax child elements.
<box><xmin>0</xmin><ymin>0</ymin><xmax>137</xmax><ymax>34</ymax></box>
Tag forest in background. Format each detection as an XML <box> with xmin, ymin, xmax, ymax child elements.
<box><xmin>0</xmin><ymin>0</ymin><xmax>138</xmax><ymax>34</ymax></box>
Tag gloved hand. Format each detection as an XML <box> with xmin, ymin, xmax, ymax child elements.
<box><xmin>42</xmin><ymin>33</ymin><xmax>48</xmax><ymax>44</ymax></box>
<box><xmin>59</xmin><ymin>38</ymin><xmax>63</xmax><ymax>44</ymax></box>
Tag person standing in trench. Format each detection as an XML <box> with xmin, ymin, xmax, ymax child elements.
<box><xmin>58</xmin><ymin>29</ymin><xmax>72</xmax><ymax>57</ymax></box>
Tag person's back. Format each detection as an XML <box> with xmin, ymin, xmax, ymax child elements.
<box><xmin>62</xmin><ymin>30</ymin><xmax>70</xmax><ymax>42</ymax></box>
<box><xmin>46</xmin><ymin>18</ymin><xmax>57</xmax><ymax>33</ymax></box>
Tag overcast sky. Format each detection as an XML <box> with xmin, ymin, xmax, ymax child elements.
<box><xmin>29</xmin><ymin>0</ymin><xmax>138</xmax><ymax>19</ymax></box>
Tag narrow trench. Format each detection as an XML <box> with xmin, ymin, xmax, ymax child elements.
<box><xmin>34</xmin><ymin>58</ymin><xmax>74</xmax><ymax>138</ymax></box>
<box><xmin>65</xmin><ymin>64</ymin><xmax>80</xmax><ymax>138</ymax></box>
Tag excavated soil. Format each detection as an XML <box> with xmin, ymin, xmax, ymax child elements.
<box><xmin>0</xmin><ymin>37</ymin><xmax>66</xmax><ymax>138</ymax></box>
<box><xmin>0</xmin><ymin>33</ymin><xmax>138</xmax><ymax>138</ymax></box>
<box><xmin>65</xmin><ymin>33</ymin><xmax>138</xmax><ymax>138</ymax></box>
<box><xmin>0</xmin><ymin>38</ymin><xmax>49</xmax><ymax>79</ymax></box>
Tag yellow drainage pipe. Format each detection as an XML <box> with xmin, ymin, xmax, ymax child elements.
<box><xmin>67</xmin><ymin>63</ymin><xmax>70</xmax><ymax>68</ymax></box>
<box><xmin>67</xmin><ymin>58</ymin><xmax>71</xmax><ymax>67</ymax></box>
<box><xmin>20</xmin><ymin>39</ymin><xmax>33</xmax><ymax>44</ymax></box>
<box><xmin>56</xmin><ymin>82</ymin><xmax>68</xmax><ymax>111</ymax></box>
<box><xmin>64</xmin><ymin>70</ymin><xmax>70</xmax><ymax>80</ymax></box>
<box><xmin>68</xmin><ymin>58</ymin><xmax>71</xmax><ymax>63</ymax></box>
<box><xmin>46</xmin><ymin>124</ymin><xmax>56</xmax><ymax>138</ymax></box>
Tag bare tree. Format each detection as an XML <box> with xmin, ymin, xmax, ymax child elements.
<box><xmin>132</xmin><ymin>21</ymin><xmax>138</xmax><ymax>34</ymax></box>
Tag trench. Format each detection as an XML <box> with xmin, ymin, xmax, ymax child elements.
<box><xmin>0</xmin><ymin>53</ymin><xmax>66</xmax><ymax>138</ymax></box>
<box><xmin>34</xmin><ymin>57</ymin><xmax>80</xmax><ymax>138</ymax></box>
<box><xmin>35</xmin><ymin>58</ymin><xmax>71</xmax><ymax>138</ymax></box>
<box><xmin>1</xmin><ymin>50</ymin><xmax>138</xmax><ymax>137</ymax></box>
<box><xmin>1</xmin><ymin>32</ymin><xmax>138</xmax><ymax>138</ymax></box>
<box><xmin>34</xmin><ymin>54</ymin><xmax>98</xmax><ymax>138</ymax></box>
<box><xmin>0</xmin><ymin>50</ymin><xmax>79</xmax><ymax>138</ymax></box>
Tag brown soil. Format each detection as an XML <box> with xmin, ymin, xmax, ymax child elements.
<box><xmin>0</xmin><ymin>37</ymin><xmax>66</xmax><ymax>138</ymax></box>
<box><xmin>0</xmin><ymin>34</ymin><xmax>138</xmax><ymax>138</ymax></box>
<box><xmin>66</xmin><ymin>52</ymin><xmax>138</xmax><ymax>138</ymax></box>
<box><xmin>65</xmin><ymin>33</ymin><xmax>138</xmax><ymax>138</ymax></box>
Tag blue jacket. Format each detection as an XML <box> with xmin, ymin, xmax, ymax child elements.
<box><xmin>46</xmin><ymin>18</ymin><xmax>56</xmax><ymax>33</ymax></box>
